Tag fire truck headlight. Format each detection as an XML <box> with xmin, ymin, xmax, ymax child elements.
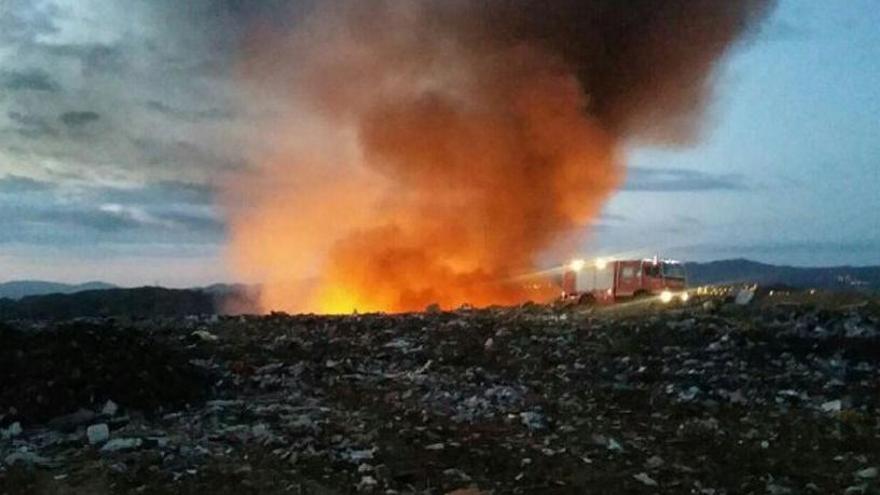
<box><xmin>679</xmin><ymin>292</ymin><xmax>690</xmax><ymax>302</ymax></box>
<box><xmin>569</xmin><ymin>259</ymin><xmax>586</xmax><ymax>272</ymax></box>
<box><xmin>660</xmin><ymin>290</ymin><xmax>674</xmax><ymax>304</ymax></box>
<box><xmin>595</xmin><ymin>257</ymin><xmax>608</xmax><ymax>270</ymax></box>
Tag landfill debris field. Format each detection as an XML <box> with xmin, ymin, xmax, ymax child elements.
<box><xmin>2</xmin><ymin>292</ymin><xmax>880</xmax><ymax>494</ymax></box>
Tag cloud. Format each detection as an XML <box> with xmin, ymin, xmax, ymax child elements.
<box><xmin>41</xmin><ymin>208</ymin><xmax>145</xmax><ymax>232</ymax></box>
<box><xmin>0</xmin><ymin>0</ymin><xmax>252</xmax><ymax>186</ymax></box>
<box><xmin>0</xmin><ymin>0</ymin><xmax>58</xmax><ymax>45</ymax></box>
<box><xmin>6</xmin><ymin>111</ymin><xmax>58</xmax><ymax>138</ymax></box>
<box><xmin>60</xmin><ymin>111</ymin><xmax>100</xmax><ymax>127</ymax></box>
<box><xmin>0</xmin><ymin>69</ymin><xmax>59</xmax><ymax>92</ymax></box>
<box><xmin>99</xmin><ymin>181</ymin><xmax>215</xmax><ymax>206</ymax></box>
<box><xmin>0</xmin><ymin>177</ymin><xmax>225</xmax><ymax>246</ymax></box>
<box><xmin>0</xmin><ymin>174</ymin><xmax>55</xmax><ymax>194</ymax></box>
<box><xmin>145</xmin><ymin>100</ymin><xmax>232</xmax><ymax>122</ymax></box>
<box><xmin>130</xmin><ymin>138</ymin><xmax>245</xmax><ymax>172</ymax></box>
<box><xmin>160</xmin><ymin>210</ymin><xmax>226</xmax><ymax>234</ymax></box>
<box><xmin>623</xmin><ymin>167</ymin><xmax>747</xmax><ymax>192</ymax></box>
<box><xmin>43</xmin><ymin>43</ymin><xmax>126</xmax><ymax>75</ymax></box>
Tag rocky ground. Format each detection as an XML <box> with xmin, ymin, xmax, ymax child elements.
<box><xmin>2</xmin><ymin>291</ymin><xmax>879</xmax><ymax>494</ymax></box>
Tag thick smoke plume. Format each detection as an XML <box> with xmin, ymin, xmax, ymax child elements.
<box><xmin>226</xmin><ymin>0</ymin><xmax>773</xmax><ymax>313</ymax></box>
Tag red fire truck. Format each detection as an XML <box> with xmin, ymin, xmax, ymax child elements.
<box><xmin>560</xmin><ymin>257</ymin><xmax>688</xmax><ymax>304</ymax></box>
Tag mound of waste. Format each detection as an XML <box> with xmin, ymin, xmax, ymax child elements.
<box><xmin>0</xmin><ymin>322</ymin><xmax>210</xmax><ymax>426</ymax></box>
<box><xmin>2</xmin><ymin>295</ymin><xmax>879</xmax><ymax>494</ymax></box>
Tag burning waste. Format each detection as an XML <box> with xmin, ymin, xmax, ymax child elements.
<box><xmin>225</xmin><ymin>0</ymin><xmax>775</xmax><ymax>314</ymax></box>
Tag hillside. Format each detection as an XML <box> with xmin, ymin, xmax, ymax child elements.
<box><xmin>684</xmin><ymin>259</ymin><xmax>880</xmax><ymax>291</ymax></box>
<box><xmin>0</xmin><ymin>287</ymin><xmax>218</xmax><ymax>320</ymax></box>
<box><xmin>0</xmin><ymin>281</ymin><xmax>117</xmax><ymax>300</ymax></box>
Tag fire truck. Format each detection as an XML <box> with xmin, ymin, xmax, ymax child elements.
<box><xmin>560</xmin><ymin>257</ymin><xmax>688</xmax><ymax>304</ymax></box>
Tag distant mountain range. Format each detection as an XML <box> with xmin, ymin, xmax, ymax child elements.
<box><xmin>0</xmin><ymin>259</ymin><xmax>877</xmax><ymax>320</ymax></box>
<box><xmin>0</xmin><ymin>287</ymin><xmax>221</xmax><ymax>320</ymax></box>
<box><xmin>0</xmin><ymin>281</ymin><xmax>117</xmax><ymax>300</ymax></box>
<box><xmin>684</xmin><ymin>259</ymin><xmax>880</xmax><ymax>291</ymax></box>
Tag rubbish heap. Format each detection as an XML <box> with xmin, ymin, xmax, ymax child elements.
<box><xmin>1</xmin><ymin>294</ymin><xmax>878</xmax><ymax>494</ymax></box>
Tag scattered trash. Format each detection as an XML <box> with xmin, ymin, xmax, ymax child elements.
<box><xmin>3</xmin><ymin>448</ymin><xmax>51</xmax><ymax>467</ymax></box>
<box><xmin>735</xmin><ymin>286</ymin><xmax>756</xmax><ymax>305</ymax></box>
<box><xmin>191</xmin><ymin>330</ymin><xmax>219</xmax><ymax>342</ymax></box>
<box><xmin>633</xmin><ymin>472</ymin><xmax>658</xmax><ymax>487</ymax></box>
<box><xmin>855</xmin><ymin>467</ymin><xmax>878</xmax><ymax>479</ymax></box>
<box><xmin>86</xmin><ymin>423</ymin><xmax>110</xmax><ymax>445</ymax></box>
<box><xmin>645</xmin><ymin>455</ymin><xmax>665</xmax><ymax>470</ymax></box>
<box><xmin>766</xmin><ymin>482</ymin><xmax>793</xmax><ymax>495</ymax></box>
<box><xmin>342</xmin><ymin>449</ymin><xmax>376</xmax><ymax>464</ymax></box>
<box><xmin>1</xmin><ymin>297</ymin><xmax>877</xmax><ymax>493</ymax></box>
<box><xmin>519</xmin><ymin>411</ymin><xmax>546</xmax><ymax>431</ymax></box>
<box><xmin>101</xmin><ymin>400</ymin><xmax>119</xmax><ymax>417</ymax></box>
<box><xmin>821</xmin><ymin>400</ymin><xmax>842</xmax><ymax>413</ymax></box>
<box><xmin>607</xmin><ymin>438</ymin><xmax>624</xmax><ymax>453</ymax></box>
<box><xmin>1</xmin><ymin>422</ymin><xmax>22</xmax><ymax>439</ymax></box>
<box><xmin>100</xmin><ymin>438</ymin><xmax>143</xmax><ymax>453</ymax></box>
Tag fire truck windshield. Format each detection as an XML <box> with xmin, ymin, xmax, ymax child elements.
<box><xmin>661</xmin><ymin>263</ymin><xmax>686</xmax><ymax>279</ymax></box>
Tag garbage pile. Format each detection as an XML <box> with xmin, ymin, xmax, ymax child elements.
<box><xmin>0</xmin><ymin>321</ymin><xmax>210</xmax><ymax>425</ymax></box>
<box><xmin>2</xmin><ymin>296</ymin><xmax>879</xmax><ymax>494</ymax></box>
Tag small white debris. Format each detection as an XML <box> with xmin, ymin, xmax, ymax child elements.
<box><xmin>86</xmin><ymin>423</ymin><xmax>110</xmax><ymax>445</ymax></box>
<box><xmin>4</xmin><ymin>449</ymin><xmax>50</xmax><ymax>467</ymax></box>
<box><xmin>102</xmin><ymin>400</ymin><xmax>119</xmax><ymax>417</ymax></box>
<box><xmin>2</xmin><ymin>422</ymin><xmax>22</xmax><ymax>439</ymax></box>
<box><xmin>679</xmin><ymin>386</ymin><xmax>700</xmax><ymax>401</ymax></box>
<box><xmin>357</xmin><ymin>475</ymin><xmax>378</xmax><ymax>490</ymax></box>
<box><xmin>344</xmin><ymin>448</ymin><xmax>375</xmax><ymax>463</ymax></box>
<box><xmin>519</xmin><ymin>411</ymin><xmax>546</xmax><ymax>431</ymax></box>
<box><xmin>821</xmin><ymin>399</ymin><xmax>842</xmax><ymax>413</ymax></box>
<box><xmin>735</xmin><ymin>287</ymin><xmax>756</xmax><ymax>305</ymax></box>
<box><xmin>443</xmin><ymin>468</ymin><xmax>472</xmax><ymax>481</ymax></box>
<box><xmin>425</xmin><ymin>443</ymin><xmax>445</xmax><ymax>451</ymax></box>
<box><xmin>100</xmin><ymin>438</ymin><xmax>143</xmax><ymax>453</ymax></box>
<box><xmin>767</xmin><ymin>483</ymin><xmax>793</xmax><ymax>495</ymax></box>
<box><xmin>856</xmin><ymin>467</ymin><xmax>878</xmax><ymax>479</ymax></box>
<box><xmin>633</xmin><ymin>472</ymin><xmax>658</xmax><ymax>487</ymax></box>
<box><xmin>191</xmin><ymin>330</ymin><xmax>218</xmax><ymax>342</ymax></box>
<box><xmin>645</xmin><ymin>455</ymin><xmax>665</xmax><ymax>469</ymax></box>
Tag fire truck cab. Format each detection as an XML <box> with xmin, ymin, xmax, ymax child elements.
<box><xmin>561</xmin><ymin>257</ymin><xmax>688</xmax><ymax>304</ymax></box>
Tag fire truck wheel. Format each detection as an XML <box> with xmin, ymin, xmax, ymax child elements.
<box><xmin>577</xmin><ymin>293</ymin><xmax>596</xmax><ymax>306</ymax></box>
<box><xmin>633</xmin><ymin>290</ymin><xmax>650</xmax><ymax>300</ymax></box>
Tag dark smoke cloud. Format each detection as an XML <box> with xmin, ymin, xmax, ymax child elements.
<box><xmin>421</xmin><ymin>0</ymin><xmax>775</xmax><ymax>143</ymax></box>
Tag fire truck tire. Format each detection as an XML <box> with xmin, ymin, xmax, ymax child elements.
<box><xmin>577</xmin><ymin>293</ymin><xmax>596</xmax><ymax>305</ymax></box>
<box><xmin>633</xmin><ymin>290</ymin><xmax>650</xmax><ymax>300</ymax></box>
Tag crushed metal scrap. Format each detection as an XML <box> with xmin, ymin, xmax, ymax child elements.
<box><xmin>1</xmin><ymin>293</ymin><xmax>879</xmax><ymax>494</ymax></box>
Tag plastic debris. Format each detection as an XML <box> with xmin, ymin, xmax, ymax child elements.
<box><xmin>86</xmin><ymin>423</ymin><xmax>110</xmax><ymax>445</ymax></box>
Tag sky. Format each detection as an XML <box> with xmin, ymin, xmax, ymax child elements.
<box><xmin>0</xmin><ymin>0</ymin><xmax>878</xmax><ymax>287</ymax></box>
